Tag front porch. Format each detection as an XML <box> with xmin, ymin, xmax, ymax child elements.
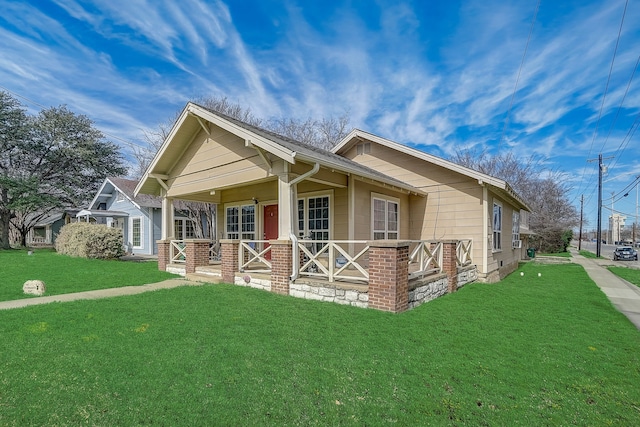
<box><xmin>158</xmin><ymin>238</ymin><xmax>476</xmax><ymax>312</ymax></box>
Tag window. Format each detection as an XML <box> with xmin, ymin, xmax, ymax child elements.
<box><xmin>132</xmin><ymin>217</ymin><xmax>142</xmax><ymax>248</ymax></box>
<box><xmin>174</xmin><ymin>218</ymin><xmax>196</xmax><ymax>240</ymax></box>
<box><xmin>492</xmin><ymin>202</ymin><xmax>502</xmax><ymax>251</ymax></box>
<box><xmin>225</xmin><ymin>204</ymin><xmax>255</xmax><ymax>240</ymax></box>
<box><xmin>372</xmin><ymin>195</ymin><xmax>399</xmax><ymax>240</ymax></box>
<box><xmin>512</xmin><ymin>211</ymin><xmax>520</xmax><ymax>249</ymax></box>
<box><xmin>298</xmin><ymin>195</ymin><xmax>330</xmax><ymax>242</ymax></box>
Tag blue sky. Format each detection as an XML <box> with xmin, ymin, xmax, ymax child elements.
<box><xmin>1</xmin><ymin>0</ymin><xmax>639</xmax><ymax>230</ymax></box>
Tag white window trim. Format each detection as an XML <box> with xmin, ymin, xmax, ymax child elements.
<box><xmin>131</xmin><ymin>216</ymin><xmax>143</xmax><ymax>249</ymax></box>
<box><xmin>512</xmin><ymin>211</ymin><xmax>521</xmax><ymax>249</ymax></box>
<box><xmin>174</xmin><ymin>217</ymin><xmax>196</xmax><ymax>240</ymax></box>
<box><xmin>371</xmin><ymin>193</ymin><xmax>400</xmax><ymax>240</ymax></box>
<box><xmin>224</xmin><ymin>201</ymin><xmax>256</xmax><ymax>240</ymax></box>
<box><xmin>297</xmin><ymin>192</ymin><xmax>333</xmax><ymax>239</ymax></box>
<box><xmin>492</xmin><ymin>202</ymin><xmax>502</xmax><ymax>252</ymax></box>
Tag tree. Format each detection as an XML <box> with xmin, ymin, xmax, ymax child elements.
<box><xmin>0</xmin><ymin>92</ymin><xmax>127</xmax><ymax>248</ymax></box>
<box><xmin>0</xmin><ymin>92</ymin><xmax>29</xmax><ymax>249</ymax></box>
<box><xmin>451</xmin><ymin>148</ymin><xmax>579</xmax><ymax>252</ymax></box>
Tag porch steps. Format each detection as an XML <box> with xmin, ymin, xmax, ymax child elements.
<box><xmin>185</xmin><ymin>272</ymin><xmax>223</xmax><ymax>284</ymax></box>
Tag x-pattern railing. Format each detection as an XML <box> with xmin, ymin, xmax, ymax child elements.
<box><xmin>170</xmin><ymin>240</ymin><xmax>186</xmax><ymax>264</ymax></box>
<box><xmin>209</xmin><ymin>241</ymin><xmax>220</xmax><ymax>261</ymax></box>
<box><xmin>239</xmin><ymin>240</ymin><xmax>272</xmax><ymax>272</ymax></box>
<box><xmin>456</xmin><ymin>239</ymin><xmax>473</xmax><ymax>266</ymax></box>
<box><xmin>408</xmin><ymin>240</ymin><xmax>443</xmax><ymax>280</ymax></box>
<box><xmin>298</xmin><ymin>240</ymin><xmax>369</xmax><ymax>282</ymax></box>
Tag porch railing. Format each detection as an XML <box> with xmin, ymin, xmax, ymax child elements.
<box><xmin>239</xmin><ymin>240</ymin><xmax>272</xmax><ymax>273</ymax></box>
<box><xmin>296</xmin><ymin>240</ymin><xmax>370</xmax><ymax>283</ymax></box>
<box><xmin>170</xmin><ymin>240</ymin><xmax>186</xmax><ymax>264</ymax></box>
<box><xmin>209</xmin><ymin>241</ymin><xmax>220</xmax><ymax>262</ymax></box>
<box><xmin>456</xmin><ymin>239</ymin><xmax>473</xmax><ymax>267</ymax></box>
<box><xmin>408</xmin><ymin>240</ymin><xmax>443</xmax><ymax>280</ymax></box>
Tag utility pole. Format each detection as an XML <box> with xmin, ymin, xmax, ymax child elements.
<box><xmin>578</xmin><ymin>195</ymin><xmax>584</xmax><ymax>251</ymax></box>
<box><xmin>588</xmin><ymin>154</ymin><xmax>613</xmax><ymax>258</ymax></box>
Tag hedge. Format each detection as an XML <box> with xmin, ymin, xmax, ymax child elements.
<box><xmin>55</xmin><ymin>222</ymin><xmax>125</xmax><ymax>259</ymax></box>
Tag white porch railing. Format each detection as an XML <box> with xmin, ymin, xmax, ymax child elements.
<box><xmin>209</xmin><ymin>241</ymin><xmax>220</xmax><ymax>262</ymax></box>
<box><xmin>456</xmin><ymin>239</ymin><xmax>473</xmax><ymax>267</ymax></box>
<box><xmin>239</xmin><ymin>240</ymin><xmax>272</xmax><ymax>273</ymax></box>
<box><xmin>170</xmin><ymin>240</ymin><xmax>186</xmax><ymax>264</ymax></box>
<box><xmin>408</xmin><ymin>240</ymin><xmax>443</xmax><ymax>280</ymax></box>
<box><xmin>297</xmin><ymin>240</ymin><xmax>370</xmax><ymax>283</ymax></box>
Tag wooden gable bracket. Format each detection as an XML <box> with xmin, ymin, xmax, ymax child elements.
<box><xmin>245</xmin><ymin>139</ymin><xmax>273</xmax><ymax>171</ymax></box>
<box><xmin>194</xmin><ymin>115</ymin><xmax>211</xmax><ymax>137</ymax></box>
<box><xmin>149</xmin><ymin>173</ymin><xmax>169</xmax><ymax>191</ymax></box>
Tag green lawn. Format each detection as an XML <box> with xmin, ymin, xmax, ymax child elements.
<box><xmin>579</xmin><ymin>250</ymin><xmax>599</xmax><ymax>259</ymax></box>
<box><xmin>608</xmin><ymin>266</ymin><xmax>640</xmax><ymax>288</ymax></box>
<box><xmin>1</xmin><ymin>261</ymin><xmax>639</xmax><ymax>425</ymax></box>
<box><xmin>0</xmin><ymin>248</ymin><xmax>178</xmax><ymax>301</ymax></box>
<box><xmin>536</xmin><ymin>251</ymin><xmax>572</xmax><ymax>258</ymax></box>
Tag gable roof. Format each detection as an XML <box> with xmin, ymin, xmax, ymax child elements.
<box><xmin>91</xmin><ymin>177</ymin><xmax>161</xmax><ymax>210</ymax></box>
<box><xmin>334</xmin><ymin>129</ymin><xmax>530</xmax><ymax>211</ymax></box>
<box><xmin>135</xmin><ymin>103</ymin><xmax>426</xmax><ymax>197</ymax></box>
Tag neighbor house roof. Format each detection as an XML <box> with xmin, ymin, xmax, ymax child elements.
<box><xmin>135</xmin><ymin>103</ymin><xmax>426</xmax><ymax>197</ymax></box>
<box><xmin>92</xmin><ymin>177</ymin><xmax>162</xmax><ymax>210</ymax></box>
<box><xmin>333</xmin><ymin>129</ymin><xmax>531</xmax><ymax>211</ymax></box>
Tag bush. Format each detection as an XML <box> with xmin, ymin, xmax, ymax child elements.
<box><xmin>55</xmin><ymin>222</ymin><xmax>125</xmax><ymax>259</ymax></box>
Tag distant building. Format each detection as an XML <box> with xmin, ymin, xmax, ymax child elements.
<box><xmin>609</xmin><ymin>214</ymin><xmax>626</xmax><ymax>244</ymax></box>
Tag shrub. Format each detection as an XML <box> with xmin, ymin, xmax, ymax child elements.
<box><xmin>55</xmin><ymin>222</ymin><xmax>125</xmax><ymax>259</ymax></box>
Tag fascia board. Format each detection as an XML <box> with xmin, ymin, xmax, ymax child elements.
<box><xmin>88</xmin><ymin>178</ymin><xmax>110</xmax><ymax>209</ymax></box>
<box><xmin>135</xmin><ymin>104</ymin><xmax>192</xmax><ymax>197</ymax></box>
<box><xmin>294</xmin><ymin>153</ymin><xmax>427</xmax><ymax>196</ymax></box>
<box><xmin>331</xmin><ymin>128</ymin><xmax>360</xmax><ymax>154</ymax></box>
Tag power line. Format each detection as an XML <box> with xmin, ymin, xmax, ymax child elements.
<box><xmin>575</xmin><ymin>0</ymin><xmax>629</xmax><ymax>202</ymax></box>
<box><xmin>599</xmin><ymin>55</ymin><xmax>640</xmax><ymax>152</ymax></box>
<box><xmin>586</xmin><ymin>0</ymin><xmax>628</xmax><ymax>157</ymax></box>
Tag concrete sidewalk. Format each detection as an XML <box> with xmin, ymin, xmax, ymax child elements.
<box><xmin>0</xmin><ymin>278</ymin><xmax>197</xmax><ymax>311</ymax></box>
<box><xmin>569</xmin><ymin>248</ymin><xmax>640</xmax><ymax>330</ymax></box>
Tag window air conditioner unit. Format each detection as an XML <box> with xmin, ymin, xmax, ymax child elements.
<box><xmin>513</xmin><ymin>240</ymin><xmax>522</xmax><ymax>249</ymax></box>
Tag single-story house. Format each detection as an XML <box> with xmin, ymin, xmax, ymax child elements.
<box><xmin>77</xmin><ymin>177</ymin><xmax>205</xmax><ymax>256</ymax></box>
<box><xmin>24</xmin><ymin>210</ymin><xmax>79</xmax><ymax>246</ymax></box>
<box><xmin>135</xmin><ymin>102</ymin><xmax>530</xmax><ymax>312</ymax></box>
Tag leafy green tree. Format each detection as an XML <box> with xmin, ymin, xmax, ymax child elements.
<box><xmin>0</xmin><ymin>92</ymin><xmax>29</xmax><ymax>249</ymax></box>
<box><xmin>0</xmin><ymin>92</ymin><xmax>127</xmax><ymax>248</ymax></box>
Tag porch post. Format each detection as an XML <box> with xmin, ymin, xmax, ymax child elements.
<box><xmin>157</xmin><ymin>240</ymin><xmax>170</xmax><ymax>271</ymax></box>
<box><xmin>185</xmin><ymin>239</ymin><xmax>210</xmax><ymax>274</ymax></box>
<box><xmin>220</xmin><ymin>239</ymin><xmax>239</xmax><ymax>284</ymax></box>
<box><xmin>270</xmin><ymin>240</ymin><xmax>292</xmax><ymax>295</ymax></box>
<box><xmin>368</xmin><ymin>240</ymin><xmax>409</xmax><ymax>313</ymax></box>
<box><xmin>442</xmin><ymin>240</ymin><xmax>458</xmax><ymax>293</ymax></box>
<box><xmin>161</xmin><ymin>196</ymin><xmax>174</xmax><ymax>240</ymax></box>
<box><xmin>277</xmin><ymin>162</ymin><xmax>294</xmax><ymax>240</ymax></box>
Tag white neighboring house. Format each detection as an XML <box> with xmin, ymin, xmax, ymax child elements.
<box><xmin>76</xmin><ymin>177</ymin><xmax>200</xmax><ymax>255</ymax></box>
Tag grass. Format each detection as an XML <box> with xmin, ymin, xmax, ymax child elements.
<box><xmin>1</xmin><ymin>261</ymin><xmax>639</xmax><ymax>425</ymax></box>
<box><xmin>0</xmin><ymin>248</ymin><xmax>178</xmax><ymax>301</ymax></box>
<box><xmin>536</xmin><ymin>251</ymin><xmax>572</xmax><ymax>257</ymax></box>
<box><xmin>608</xmin><ymin>266</ymin><xmax>640</xmax><ymax>288</ymax></box>
<box><xmin>579</xmin><ymin>250</ymin><xmax>600</xmax><ymax>259</ymax></box>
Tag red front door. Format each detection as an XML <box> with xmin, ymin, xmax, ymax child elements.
<box><xmin>263</xmin><ymin>204</ymin><xmax>278</xmax><ymax>260</ymax></box>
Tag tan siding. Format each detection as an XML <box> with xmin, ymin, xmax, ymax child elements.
<box><xmin>167</xmin><ymin>127</ymin><xmax>271</xmax><ymax>198</ymax></box>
